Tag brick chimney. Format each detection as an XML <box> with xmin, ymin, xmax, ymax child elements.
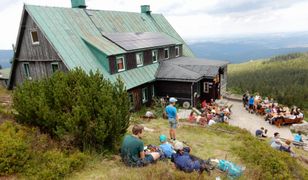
<box><xmin>141</xmin><ymin>5</ymin><xmax>151</xmax><ymax>15</ymax></box>
<box><xmin>71</xmin><ymin>0</ymin><xmax>86</xmax><ymax>8</ymax></box>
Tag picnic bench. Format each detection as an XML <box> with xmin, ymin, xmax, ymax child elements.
<box><xmin>273</xmin><ymin>117</ymin><xmax>303</xmax><ymax>128</ymax></box>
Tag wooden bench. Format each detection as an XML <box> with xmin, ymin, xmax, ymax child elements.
<box><xmin>274</xmin><ymin>117</ymin><xmax>303</xmax><ymax>127</ymax></box>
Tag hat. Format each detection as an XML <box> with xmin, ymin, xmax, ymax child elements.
<box><xmin>159</xmin><ymin>135</ymin><xmax>167</xmax><ymax>143</ymax></box>
<box><xmin>174</xmin><ymin>141</ymin><xmax>184</xmax><ymax>150</ymax></box>
<box><xmin>169</xmin><ymin>97</ymin><xmax>178</xmax><ymax>103</ymax></box>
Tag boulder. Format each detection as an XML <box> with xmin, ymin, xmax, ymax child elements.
<box><xmin>290</xmin><ymin>122</ymin><xmax>308</xmax><ymax>134</ymax></box>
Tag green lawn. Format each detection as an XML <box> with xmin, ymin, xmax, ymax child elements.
<box><xmin>68</xmin><ymin>118</ymin><xmax>308</xmax><ymax>180</ymax></box>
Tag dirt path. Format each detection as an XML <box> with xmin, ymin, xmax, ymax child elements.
<box><xmin>229</xmin><ymin>100</ymin><xmax>293</xmax><ymax>139</ymax></box>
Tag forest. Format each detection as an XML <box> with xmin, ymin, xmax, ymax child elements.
<box><xmin>227</xmin><ymin>52</ymin><xmax>308</xmax><ymax>117</ymax></box>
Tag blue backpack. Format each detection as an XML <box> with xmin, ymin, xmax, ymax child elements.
<box><xmin>217</xmin><ymin>160</ymin><xmax>243</xmax><ymax>177</ymax></box>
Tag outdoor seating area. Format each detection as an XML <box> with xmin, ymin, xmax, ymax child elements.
<box><xmin>242</xmin><ymin>92</ymin><xmax>304</xmax><ymax>127</ymax></box>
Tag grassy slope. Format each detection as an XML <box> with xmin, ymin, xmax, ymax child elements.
<box><xmin>227</xmin><ymin>53</ymin><xmax>308</xmax><ymax>120</ymax></box>
<box><xmin>68</xmin><ymin>118</ymin><xmax>308</xmax><ymax>180</ymax></box>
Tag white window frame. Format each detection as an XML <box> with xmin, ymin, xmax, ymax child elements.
<box><xmin>136</xmin><ymin>52</ymin><xmax>144</xmax><ymax>67</ymax></box>
<box><xmin>30</xmin><ymin>30</ymin><xmax>39</xmax><ymax>45</ymax></box>
<box><xmin>116</xmin><ymin>56</ymin><xmax>125</xmax><ymax>72</ymax></box>
<box><xmin>175</xmin><ymin>46</ymin><xmax>180</xmax><ymax>57</ymax></box>
<box><xmin>203</xmin><ymin>82</ymin><xmax>209</xmax><ymax>93</ymax></box>
<box><xmin>142</xmin><ymin>87</ymin><xmax>148</xmax><ymax>103</ymax></box>
<box><xmin>164</xmin><ymin>48</ymin><xmax>169</xmax><ymax>59</ymax></box>
<box><xmin>23</xmin><ymin>63</ymin><xmax>31</xmax><ymax>79</ymax></box>
<box><xmin>51</xmin><ymin>62</ymin><xmax>59</xmax><ymax>73</ymax></box>
<box><xmin>152</xmin><ymin>50</ymin><xmax>158</xmax><ymax>63</ymax></box>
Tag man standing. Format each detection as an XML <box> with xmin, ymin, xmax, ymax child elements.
<box><xmin>165</xmin><ymin>97</ymin><xmax>178</xmax><ymax>141</ymax></box>
<box><xmin>121</xmin><ymin>125</ymin><xmax>160</xmax><ymax>167</ymax></box>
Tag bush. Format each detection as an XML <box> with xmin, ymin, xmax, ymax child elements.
<box><xmin>13</xmin><ymin>68</ymin><xmax>131</xmax><ymax>151</ymax></box>
<box><xmin>0</xmin><ymin>121</ymin><xmax>89</xmax><ymax>178</ymax></box>
<box><xmin>0</xmin><ymin>121</ymin><xmax>30</xmax><ymax>175</ymax></box>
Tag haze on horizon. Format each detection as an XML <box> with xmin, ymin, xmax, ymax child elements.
<box><xmin>1</xmin><ymin>0</ymin><xmax>308</xmax><ymax>49</ymax></box>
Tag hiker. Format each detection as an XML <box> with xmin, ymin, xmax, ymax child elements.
<box><xmin>165</xmin><ymin>97</ymin><xmax>178</xmax><ymax>141</ymax></box>
<box><xmin>159</xmin><ymin>135</ymin><xmax>175</xmax><ymax>158</ymax></box>
<box><xmin>171</xmin><ymin>141</ymin><xmax>211</xmax><ymax>174</ymax></box>
<box><xmin>294</xmin><ymin>132</ymin><xmax>303</xmax><ymax>142</ymax></box>
<box><xmin>248</xmin><ymin>96</ymin><xmax>254</xmax><ymax>113</ymax></box>
<box><xmin>270</xmin><ymin>132</ymin><xmax>284</xmax><ymax>150</ymax></box>
<box><xmin>121</xmin><ymin>125</ymin><xmax>160</xmax><ymax>167</ymax></box>
<box><xmin>255</xmin><ymin>127</ymin><xmax>265</xmax><ymax>137</ymax></box>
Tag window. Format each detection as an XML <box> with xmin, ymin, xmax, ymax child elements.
<box><xmin>23</xmin><ymin>63</ymin><xmax>31</xmax><ymax>79</ymax></box>
<box><xmin>164</xmin><ymin>48</ymin><xmax>169</xmax><ymax>59</ymax></box>
<box><xmin>116</xmin><ymin>56</ymin><xmax>125</xmax><ymax>72</ymax></box>
<box><xmin>136</xmin><ymin>52</ymin><xmax>143</xmax><ymax>67</ymax></box>
<box><xmin>151</xmin><ymin>85</ymin><xmax>155</xmax><ymax>97</ymax></box>
<box><xmin>203</xmin><ymin>82</ymin><xmax>209</xmax><ymax>93</ymax></box>
<box><xmin>152</xmin><ymin>50</ymin><xmax>158</xmax><ymax>63</ymax></box>
<box><xmin>30</xmin><ymin>30</ymin><xmax>39</xmax><ymax>45</ymax></box>
<box><xmin>51</xmin><ymin>63</ymin><xmax>59</xmax><ymax>73</ymax></box>
<box><xmin>175</xmin><ymin>46</ymin><xmax>180</xmax><ymax>57</ymax></box>
<box><xmin>142</xmin><ymin>87</ymin><xmax>148</xmax><ymax>103</ymax></box>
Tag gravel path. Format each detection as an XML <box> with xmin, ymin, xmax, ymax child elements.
<box><xmin>178</xmin><ymin>100</ymin><xmax>294</xmax><ymax>139</ymax></box>
<box><xmin>229</xmin><ymin>100</ymin><xmax>293</xmax><ymax>139</ymax></box>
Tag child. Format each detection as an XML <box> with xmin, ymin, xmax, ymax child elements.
<box><xmin>159</xmin><ymin>135</ymin><xmax>175</xmax><ymax>158</ymax></box>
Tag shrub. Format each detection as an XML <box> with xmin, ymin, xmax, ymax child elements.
<box><xmin>13</xmin><ymin>68</ymin><xmax>130</xmax><ymax>151</ymax></box>
<box><xmin>0</xmin><ymin>121</ymin><xmax>89</xmax><ymax>178</ymax></box>
<box><xmin>0</xmin><ymin>121</ymin><xmax>30</xmax><ymax>175</ymax></box>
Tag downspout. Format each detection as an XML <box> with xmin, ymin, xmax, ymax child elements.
<box><xmin>191</xmin><ymin>82</ymin><xmax>194</xmax><ymax>107</ymax></box>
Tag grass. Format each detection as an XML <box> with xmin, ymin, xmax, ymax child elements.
<box><xmin>68</xmin><ymin>117</ymin><xmax>308</xmax><ymax>180</ymax></box>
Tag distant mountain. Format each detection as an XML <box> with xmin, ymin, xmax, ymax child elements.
<box><xmin>189</xmin><ymin>31</ymin><xmax>308</xmax><ymax>63</ymax></box>
<box><xmin>0</xmin><ymin>50</ymin><xmax>13</xmax><ymax>68</ymax></box>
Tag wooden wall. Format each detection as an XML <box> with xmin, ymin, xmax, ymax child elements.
<box><xmin>155</xmin><ymin>80</ymin><xmax>192</xmax><ymax>104</ymax></box>
<box><xmin>128</xmin><ymin>82</ymin><xmax>155</xmax><ymax>110</ymax></box>
<box><xmin>11</xmin><ymin>11</ymin><xmax>68</xmax><ymax>87</ymax></box>
<box><xmin>108</xmin><ymin>45</ymin><xmax>182</xmax><ymax>74</ymax></box>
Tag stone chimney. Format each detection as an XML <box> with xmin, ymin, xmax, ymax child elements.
<box><xmin>71</xmin><ymin>0</ymin><xmax>86</xmax><ymax>8</ymax></box>
<box><xmin>141</xmin><ymin>5</ymin><xmax>151</xmax><ymax>15</ymax></box>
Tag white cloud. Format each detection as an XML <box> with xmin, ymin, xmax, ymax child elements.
<box><xmin>1</xmin><ymin>0</ymin><xmax>308</xmax><ymax>48</ymax></box>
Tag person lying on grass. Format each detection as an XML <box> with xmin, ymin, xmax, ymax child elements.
<box><xmin>121</xmin><ymin>125</ymin><xmax>160</xmax><ymax>167</ymax></box>
<box><xmin>159</xmin><ymin>134</ymin><xmax>175</xmax><ymax>158</ymax></box>
<box><xmin>171</xmin><ymin>141</ymin><xmax>211</xmax><ymax>175</ymax></box>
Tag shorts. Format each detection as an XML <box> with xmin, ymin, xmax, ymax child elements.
<box><xmin>249</xmin><ymin>104</ymin><xmax>254</xmax><ymax>109</ymax></box>
<box><xmin>134</xmin><ymin>154</ymin><xmax>155</xmax><ymax>167</ymax></box>
<box><xmin>168</xmin><ymin>118</ymin><xmax>177</xmax><ymax>129</ymax></box>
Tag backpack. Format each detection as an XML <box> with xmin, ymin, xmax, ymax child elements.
<box><xmin>217</xmin><ymin>160</ymin><xmax>243</xmax><ymax>177</ymax></box>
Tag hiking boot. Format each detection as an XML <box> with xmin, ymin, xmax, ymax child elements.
<box><xmin>199</xmin><ymin>162</ymin><xmax>211</xmax><ymax>175</ymax></box>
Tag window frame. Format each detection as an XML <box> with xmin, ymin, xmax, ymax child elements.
<box><xmin>164</xmin><ymin>48</ymin><xmax>169</xmax><ymax>59</ymax></box>
<box><xmin>152</xmin><ymin>50</ymin><xmax>158</xmax><ymax>63</ymax></box>
<box><xmin>116</xmin><ymin>56</ymin><xmax>126</xmax><ymax>72</ymax></box>
<box><xmin>142</xmin><ymin>87</ymin><xmax>148</xmax><ymax>103</ymax></box>
<box><xmin>30</xmin><ymin>30</ymin><xmax>39</xmax><ymax>45</ymax></box>
<box><xmin>23</xmin><ymin>63</ymin><xmax>31</xmax><ymax>79</ymax></box>
<box><xmin>136</xmin><ymin>52</ymin><xmax>144</xmax><ymax>67</ymax></box>
<box><xmin>51</xmin><ymin>62</ymin><xmax>59</xmax><ymax>73</ymax></box>
<box><xmin>203</xmin><ymin>82</ymin><xmax>209</xmax><ymax>93</ymax></box>
<box><xmin>175</xmin><ymin>46</ymin><xmax>180</xmax><ymax>57</ymax></box>
<box><xmin>151</xmin><ymin>85</ymin><xmax>155</xmax><ymax>97</ymax></box>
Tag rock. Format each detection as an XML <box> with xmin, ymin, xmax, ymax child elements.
<box><xmin>290</xmin><ymin>122</ymin><xmax>308</xmax><ymax>134</ymax></box>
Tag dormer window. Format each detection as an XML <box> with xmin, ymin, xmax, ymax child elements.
<box><xmin>116</xmin><ymin>56</ymin><xmax>125</xmax><ymax>72</ymax></box>
<box><xmin>136</xmin><ymin>52</ymin><xmax>143</xmax><ymax>67</ymax></box>
<box><xmin>30</xmin><ymin>30</ymin><xmax>39</xmax><ymax>45</ymax></box>
<box><xmin>164</xmin><ymin>48</ymin><xmax>169</xmax><ymax>59</ymax></box>
<box><xmin>152</xmin><ymin>50</ymin><xmax>158</xmax><ymax>63</ymax></box>
<box><xmin>175</xmin><ymin>46</ymin><xmax>180</xmax><ymax>57</ymax></box>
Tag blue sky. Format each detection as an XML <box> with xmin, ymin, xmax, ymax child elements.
<box><xmin>1</xmin><ymin>0</ymin><xmax>308</xmax><ymax>49</ymax></box>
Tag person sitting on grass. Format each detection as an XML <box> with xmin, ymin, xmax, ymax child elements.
<box><xmin>171</xmin><ymin>141</ymin><xmax>211</xmax><ymax>175</ymax></box>
<box><xmin>121</xmin><ymin>125</ymin><xmax>160</xmax><ymax>167</ymax></box>
<box><xmin>294</xmin><ymin>132</ymin><xmax>303</xmax><ymax>142</ymax></box>
<box><xmin>159</xmin><ymin>135</ymin><xmax>175</xmax><ymax>158</ymax></box>
<box><xmin>255</xmin><ymin>127</ymin><xmax>265</xmax><ymax>137</ymax></box>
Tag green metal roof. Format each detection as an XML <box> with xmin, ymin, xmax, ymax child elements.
<box><xmin>24</xmin><ymin>5</ymin><xmax>195</xmax><ymax>89</ymax></box>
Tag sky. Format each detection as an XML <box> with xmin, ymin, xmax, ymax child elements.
<box><xmin>1</xmin><ymin>0</ymin><xmax>308</xmax><ymax>49</ymax></box>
